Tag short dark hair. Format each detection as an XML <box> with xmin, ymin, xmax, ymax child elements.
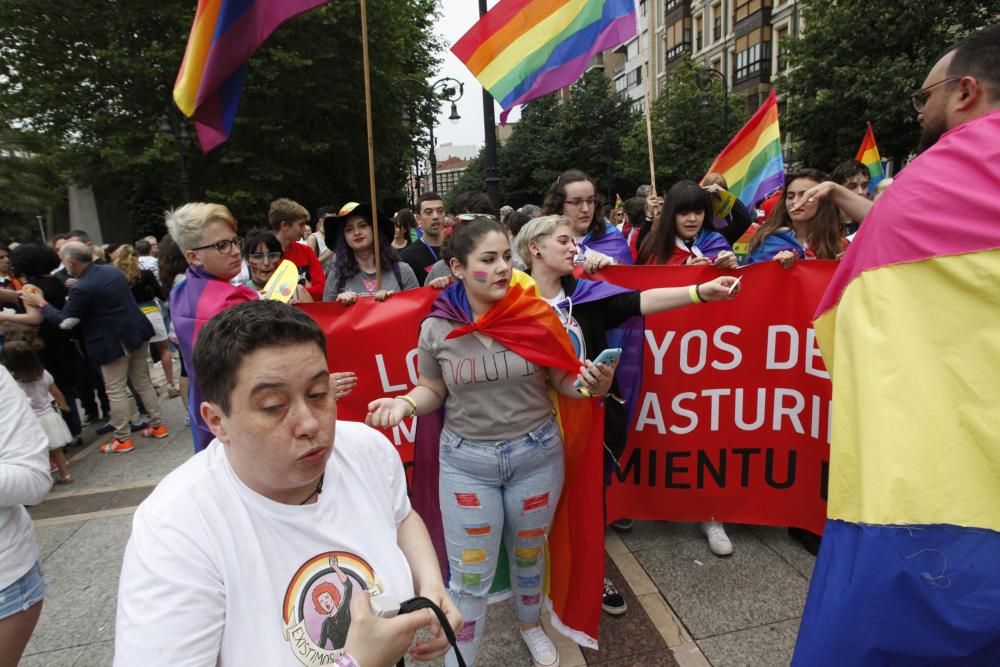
<box><xmin>135</xmin><ymin>239</ymin><xmax>152</xmax><ymax>256</ymax></box>
<box><xmin>10</xmin><ymin>243</ymin><xmax>60</xmax><ymax>278</ymax></box>
<box><xmin>193</xmin><ymin>301</ymin><xmax>327</xmax><ymax>415</ymax></box>
<box><xmin>944</xmin><ymin>24</ymin><xmax>1000</xmax><ymax>102</ymax></box>
<box><xmin>507</xmin><ymin>211</ymin><xmax>533</xmax><ymax>238</ymax></box>
<box><xmin>451</xmin><ymin>191</ymin><xmax>494</xmax><ymax>216</ymax></box>
<box><xmin>830</xmin><ymin>159</ymin><xmax>869</xmax><ymax>186</ymax></box>
<box><xmin>242</xmin><ymin>229</ymin><xmax>282</xmax><ymax>257</ymax></box>
<box><xmin>67</xmin><ymin>229</ymin><xmax>91</xmax><ymax>243</ymax></box>
<box><xmin>445</xmin><ymin>215</ymin><xmax>506</xmax><ymax>267</ymax></box>
<box><xmin>623</xmin><ymin>196</ymin><xmax>647</xmax><ymax>227</ymax></box>
<box><xmin>417</xmin><ymin>192</ymin><xmax>444</xmax><ymax>209</ymax></box>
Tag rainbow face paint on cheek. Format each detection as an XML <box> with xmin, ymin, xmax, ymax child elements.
<box><xmin>472</xmin><ymin>271</ymin><xmax>489</xmax><ymax>283</ymax></box>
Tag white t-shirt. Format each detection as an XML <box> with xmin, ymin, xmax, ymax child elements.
<box><xmin>0</xmin><ymin>366</ymin><xmax>51</xmax><ymax>591</ymax></box>
<box><xmin>114</xmin><ymin>421</ymin><xmax>414</xmax><ymax>667</ymax></box>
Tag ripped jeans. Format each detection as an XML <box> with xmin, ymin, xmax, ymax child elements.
<box><xmin>439</xmin><ymin>416</ymin><xmax>564</xmax><ymax>667</ymax></box>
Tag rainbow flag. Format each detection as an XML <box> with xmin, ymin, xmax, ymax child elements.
<box><xmin>703</xmin><ymin>91</ymin><xmax>784</xmax><ymax>208</ymax></box>
<box><xmin>452</xmin><ymin>0</ymin><xmax>637</xmax><ymax>122</ymax></box>
<box><xmin>173</xmin><ymin>0</ymin><xmax>329</xmax><ymax>152</ymax></box>
<box><xmin>793</xmin><ymin>109</ymin><xmax>1000</xmax><ymax>664</ymax></box>
<box><xmin>614</xmin><ymin>193</ymin><xmax>624</xmax><ymax>209</ymax></box>
<box><xmin>854</xmin><ymin>121</ymin><xmax>885</xmax><ymax>193</ymax></box>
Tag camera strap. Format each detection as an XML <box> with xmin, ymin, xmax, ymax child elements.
<box><xmin>395</xmin><ymin>596</ymin><xmax>466</xmax><ymax>667</ymax></box>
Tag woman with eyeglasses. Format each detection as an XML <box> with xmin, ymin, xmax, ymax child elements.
<box><xmin>543</xmin><ymin>169</ymin><xmax>633</xmax><ymax>271</ymax></box>
<box><xmin>167</xmin><ymin>203</ymin><xmax>260</xmax><ymax>452</ymax></box>
<box><xmin>241</xmin><ymin>230</ymin><xmax>313</xmax><ymax>303</ymax></box>
<box><xmin>743</xmin><ymin>169</ymin><xmax>849</xmax><ymax>267</ymax></box>
<box><xmin>322</xmin><ymin>202</ymin><xmax>419</xmax><ymax>305</ymax></box>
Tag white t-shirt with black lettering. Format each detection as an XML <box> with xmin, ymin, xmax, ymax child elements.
<box><xmin>114</xmin><ymin>421</ymin><xmax>414</xmax><ymax>667</ymax></box>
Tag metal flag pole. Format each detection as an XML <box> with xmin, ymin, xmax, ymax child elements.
<box><xmin>359</xmin><ymin>0</ymin><xmax>382</xmax><ymax>289</ymax></box>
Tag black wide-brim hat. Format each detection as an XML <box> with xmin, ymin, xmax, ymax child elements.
<box><xmin>327</xmin><ymin>202</ymin><xmax>395</xmax><ymax>248</ymax></box>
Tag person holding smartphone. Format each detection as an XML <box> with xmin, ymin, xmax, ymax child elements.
<box><xmin>517</xmin><ymin>214</ymin><xmax>742</xmax><ymax>614</ymax></box>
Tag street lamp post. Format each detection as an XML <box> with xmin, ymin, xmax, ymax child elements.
<box><xmin>397</xmin><ymin>76</ymin><xmax>464</xmax><ymax>195</ymax></box>
<box><xmin>160</xmin><ymin>104</ymin><xmax>192</xmax><ymax>202</ymax></box>
<box><xmin>699</xmin><ymin>67</ymin><xmax>730</xmax><ymax>138</ymax></box>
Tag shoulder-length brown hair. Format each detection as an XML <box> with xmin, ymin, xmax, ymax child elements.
<box><xmin>749</xmin><ymin>169</ymin><xmax>842</xmax><ymax>260</ymax></box>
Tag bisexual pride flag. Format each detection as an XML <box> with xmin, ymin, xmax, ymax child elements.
<box><xmin>173</xmin><ymin>0</ymin><xmax>329</xmax><ymax>152</ymax></box>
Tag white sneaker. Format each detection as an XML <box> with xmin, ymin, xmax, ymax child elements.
<box><xmin>520</xmin><ymin>626</ymin><xmax>560</xmax><ymax>667</ymax></box>
<box><xmin>701</xmin><ymin>521</ymin><xmax>734</xmax><ymax>556</ymax></box>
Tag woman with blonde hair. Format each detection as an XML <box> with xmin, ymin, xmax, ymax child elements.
<box><xmin>112</xmin><ymin>245</ymin><xmax>178</xmax><ymax>397</ymax></box>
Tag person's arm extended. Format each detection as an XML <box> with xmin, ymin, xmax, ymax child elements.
<box><xmin>797</xmin><ymin>181</ymin><xmax>873</xmax><ymax>224</ymax></box>
<box><xmin>396</xmin><ymin>511</ymin><xmax>462</xmax><ymax>661</ymax></box>
<box><xmin>366</xmin><ymin>377</ymin><xmax>446</xmax><ymax>429</ymax></box>
<box><xmin>0</xmin><ymin>289</ymin><xmax>19</xmax><ymax>305</ymax></box>
<box><xmin>639</xmin><ymin>276</ymin><xmax>739</xmax><ymax>315</ymax></box>
<box><xmin>0</xmin><ymin>307</ymin><xmax>43</xmax><ymax>326</ymax></box>
<box><xmin>22</xmin><ymin>281</ymin><xmax>91</xmax><ymax>325</ymax></box>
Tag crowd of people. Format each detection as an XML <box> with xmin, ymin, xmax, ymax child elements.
<box><xmin>0</xmin><ymin>23</ymin><xmax>997</xmax><ymax>667</ymax></box>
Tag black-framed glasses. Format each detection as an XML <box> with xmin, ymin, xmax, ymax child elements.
<box><xmin>910</xmin><ymin>78</ymin><xmax>959</xmax><ymax>113</ymax></box>
<box><xmin>247</xmin><ymin>251</ymin><xmax>282</xmax><ymax>263</ymax></box>
<box><xmin>191</xmin><ymin>236</ymin><xmax>243</xmax><ymax>255</ymax></box>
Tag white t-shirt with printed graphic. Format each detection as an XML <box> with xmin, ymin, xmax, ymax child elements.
<box><xmin>114</xmin><ymin>421</ymin><xmax>414</xmax><ymax>667</ymax></box>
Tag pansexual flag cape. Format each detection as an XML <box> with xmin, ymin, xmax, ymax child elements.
<box><xmin>411</xmin><ymin>271</ymin><xmax>606</xmax><ymax>647</ymax></box>
<box><xmin>854</xmin><ymin>121</ymin><xmax>885</xmax><ymax>194</ymax></box>
<box><xmin>170</xmin><ymin>267</ymin><xmax>259</xmax><ymax>451</ymax></box>
<box><xmin>173</xmin><ymin>0</ymin><xmax>329</xmax><ymax>152</ymax></box>
<box><xmin>703</xmin><ymin>91</ymin><xmax>784</xmax><ymax>208</ymax></box>
<box><xmin>793</xmin><ymin>109</ymin><xmax>1000</xmax><ymax>664</ymax></box>
<box><xmin>452</xmin><ymin>0</ymin><xmax>637</xmax><ymax>122</ymax></box>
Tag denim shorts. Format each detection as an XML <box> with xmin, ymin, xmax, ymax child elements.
<box><xmin>0</xmin><ymin>561</ymin><xmax>46</xmax><ymax>619</ymax></box>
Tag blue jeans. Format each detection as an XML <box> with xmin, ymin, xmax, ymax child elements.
<box><xmin>439</xmin><ymin>416</ymin><xmax>564</xmax><ymax>667</ymax></box>
<box><xmin>0</xmin><ymin>561</ymin><xmax>46</xmax><ymax>620</ymax></box>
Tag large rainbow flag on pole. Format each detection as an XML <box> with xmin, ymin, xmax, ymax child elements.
<box><xmin>793</xmin><ymin>109</ymin><xmax>1000</xmax><ymax>664</ymax></box>
<box><xmin>703</xmin><ymin>91</ymin><xmax>784</xmax><ymax>208</ymax></box>
<box><xmin>173</xmin><ymin>0</ymin><xmax>329</xmax><ymax>152</ymax></box>
<box><xmin>854</xmin><ymin>121</ymin><xmax>885</xmax><ymax>194</ymax></box>
<box><xmin>451</xmin><ymin>0</ymin><xmax>637</xmax><ymax>123</ymax></box>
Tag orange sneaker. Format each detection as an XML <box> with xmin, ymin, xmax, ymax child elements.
<box><xmin>141</xmin><ymin>424</ymin><xmax>169</xmax><ymax>439</ymax></box>
<box><xmin>100</xmin><ymin>437</ymin><xmax>134</xmax><ymax>454</ymax></box>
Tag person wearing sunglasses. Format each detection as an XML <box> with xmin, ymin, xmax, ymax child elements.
<box><xmin>166</xmin><ymin>202</ymin><xmax>260</xmax><ymax>452</ymax></box>
<box><xmin>542</xmin><ymin>169</ymin><xmax>633</xmax><ymax>271</ymax></box>
<box><xmin>241</xmin><ymin>230</ymin><xmax>313</xmax><ymax>303</ymax></box>
<box><xmin>793</xmin><ymin>25</ymin><xmax>1000</xmax><ymax>666</ymax></box>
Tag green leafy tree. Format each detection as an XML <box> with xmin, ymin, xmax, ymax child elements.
<box><xmin>621</xmin><ymin>55</ymin><xmax>749</xmax><ymax>191</ymax></box>
<box><xmin>0</xmin><ymin>127</ymin><xmax>64</xmax><ymax>242</ymax></box>
<box><xmin>0</xmin><ymin>0</ymin><xmax>440</xmax><ymax>239</ymax></box>
<box><xmin>778</xmin><ymin>0</ymin><xmax>999</xmax><ymax>171</ymax></box>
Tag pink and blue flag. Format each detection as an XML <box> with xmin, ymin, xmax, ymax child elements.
<box><xmin>173</xmin><ymin>0</ymin><xmax>329</xmax><ymax>152</ymax></box>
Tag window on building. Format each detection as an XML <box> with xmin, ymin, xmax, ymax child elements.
<box><xmin>734</xmin><ymin>27</ymin><xmax>772</xmax><ymax>82</ymax></box>
<box><xmin>666</xmin><ymin>17</ymin><xmax>692</xmax><ymax>61</ymax></box>
<box><xmin>665</xmin><ymin>0</ymin><xmax>683</xmax><ymax>10</ymax></box>
<box><xmin>712</xmin><ymin>2</ymin><xmax>722</xmax><ymax>42</ymax></box>
<box><xmin>776</xmin><ymin>25</ymin><xmax>789</xmax><ymax>72</ymax></box>
<box><xmin>640</xmin><ymin>0</ymin><xmax>647</xmax><ymax>17</ymax></box>
<box><xmin>695</xmin><ymin>15</ymin><xmax>703</xmax><ymax>51</ymax></box>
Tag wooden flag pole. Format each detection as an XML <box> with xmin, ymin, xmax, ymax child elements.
<box><xmin>359</xmin><ymin>0</ymin><xmax>381</xmax><ymax>289</ymax></box>
<box><xmin>641</xmin><ymin>13</ymin><xmax>657</xmax><ymax>199</ymax></box>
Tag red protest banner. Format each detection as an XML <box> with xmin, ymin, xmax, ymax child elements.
<box><xmin>600</xmin><ymin>261</ymin><xmax>836</xmax><ymax>534</ymax></box>
<box><xmin>299</xmin><ymin>261</ymin><xmax>835</xmax><ymax>533</ymax></box>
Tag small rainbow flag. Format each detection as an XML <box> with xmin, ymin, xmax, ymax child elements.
<box><xmin>703</xmin><ymin>91</ymin><xmax>784</xmax><ymax>209</ymax></box>
<box><xmin>614</xmin><ymin>193</ymin><xmax>624</xmax><ymax>209</ymax></box>
<box><xmin>452</xmin><ymin>0</ymin><xmax>637</xmax><ymax>122</ymax></box>
<box><xmin>854</xmin><ymin>121</ymin><xmax>885</xmax><ymax>193</ymax></box>
<box><xmin>173</xmin><ymin>0</ymin><xmax>329</xmax><ymax>152</ymax></box>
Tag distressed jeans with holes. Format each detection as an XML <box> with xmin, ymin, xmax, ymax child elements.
<box><xmin>439</xmin><ymin>416</ymin><xmax>564</xmax><ymax>667</ymax></box>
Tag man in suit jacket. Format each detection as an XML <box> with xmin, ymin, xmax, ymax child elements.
<box><xmin>22</xmin><ymin>242</ymin><xmax>168</xmax><ymax>454</ymax></box>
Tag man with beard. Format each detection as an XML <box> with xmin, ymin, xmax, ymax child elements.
<box><xmin>793</xmin><ymin>25</ymin><xmax>1000</xmax><ymax>665</ymax></box>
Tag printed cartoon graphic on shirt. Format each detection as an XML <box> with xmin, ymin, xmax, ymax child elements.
<box><xmin>282</xmin><ymin>551</ymin><xmax>384</xmax><ymax>665</ymax></box>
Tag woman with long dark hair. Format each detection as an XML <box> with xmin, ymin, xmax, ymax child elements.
<box><xmin>542</xmin><ymin>169</ymin><xmax>632</xmax><ymax>269</ymax></box>
<box><xmin>321</xmin><ymin>202</ymin><xmax>418</xmax><ymax>304</ymax></box>
<box><xmin>636</xmin><ymin>180</ymin><xmax>738</xmax><ymax>268</ymax></box>
<box><xmin>744</xmin><ymin>169</ymin><xmax>847</xmax><ymax>266</ymax></box>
